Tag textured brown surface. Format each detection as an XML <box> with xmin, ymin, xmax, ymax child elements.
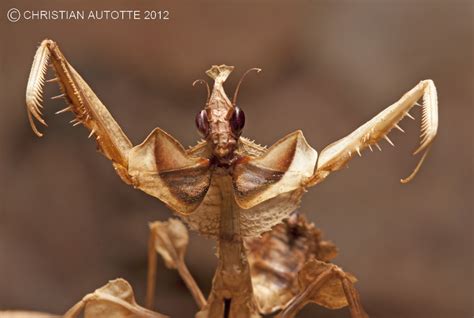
<box><xmin>246</xmin><ymin>213</ymin><xmax>339</xmax><ymax>314</ymax></box>
<box><xmin>0</xmin><ymin>1</ymin><xmax>472</xmax><ymax>317</ymax></box>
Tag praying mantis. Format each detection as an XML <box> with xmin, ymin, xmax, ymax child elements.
<box><xmin>23</xmin><ymin>39</ymin><xmax>438</xmax><ymax>317</ymax></box>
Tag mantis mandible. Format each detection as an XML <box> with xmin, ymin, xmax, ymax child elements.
<box><xmin>25</xmin><ymin>39</ymin><xmax>438</xmax><ymax>318</ymax></box>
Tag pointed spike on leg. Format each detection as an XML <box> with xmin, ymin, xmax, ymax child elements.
<box><xmin>394</xmin><ymin>124</ymin><xmax>405</xmax><ymax>133</ymax></box>
<box><xmin>51</xmin><ymin>93</ymin><xmax>66</xmax><ymax>100</ymax></box>
<box><xmin>383</xmin><ymin>135</ymin><xmax>394</xmax><ymax>146</ymax></box>
<box><xmin>55</xmin><ymin>105</ymin><xmax>73</xmax><ymax>114</ymax></box>
<box><xmin>46</xmin><ymin>77</ymin><xmax>60</xmax><ymax>83</ymax></box>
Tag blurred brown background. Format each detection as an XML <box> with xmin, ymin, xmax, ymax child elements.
<box><xmin>0</xmin><ymin>1</ymin><xmax>472</xmax><ymax>317</ymax></box>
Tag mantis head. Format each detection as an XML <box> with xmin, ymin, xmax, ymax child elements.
<box><xmin>194</xmin><ymin>65</ymin><xmax>261</xmax><ymax>165</ymax></box>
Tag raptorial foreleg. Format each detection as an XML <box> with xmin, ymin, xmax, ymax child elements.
<box><xmin>26</xmin><ymin>39</ymin><xmax>133</xmax><ymax>183</ymax></box>
<box><xmin>307</xmin><ymin>80</ymin><xmax>438</xmax><ymax>186</ymax></box>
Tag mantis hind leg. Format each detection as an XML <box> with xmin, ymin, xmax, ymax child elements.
<box><xmin>278</xmin><ymin>261</ymin><xmax>368</xmax><ymax>318</ymax></box>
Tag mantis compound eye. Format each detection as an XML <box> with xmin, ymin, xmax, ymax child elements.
<box><xmin>230</xmin><ymin>106</ymin><xmax>245</xmax><ymax>136</ymax></box>
<box><xmin>195</xmin><ymin>109</ymin><xmax>209</xmax><ymax>136</ymax></box>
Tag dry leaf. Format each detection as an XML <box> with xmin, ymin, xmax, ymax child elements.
<box><xmin>245</xmin><ymin>212</ymin><xmax>338</xmax><ymax>314</ymax></box>
<box><xmin>65</xmin><ymin>278</ymin><xmax>167</xmax><ymax>318</ymax></box>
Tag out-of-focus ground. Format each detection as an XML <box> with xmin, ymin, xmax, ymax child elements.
<box><xmin>0</xmin><ymin>1</ymin><xmax>472</xmax><ymax>317</ymax></box>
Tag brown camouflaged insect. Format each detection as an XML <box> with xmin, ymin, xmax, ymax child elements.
<box><xmin>22</xmin><ymin>39</ymin><xmax>438</xmax><ymax>318</ymax></box>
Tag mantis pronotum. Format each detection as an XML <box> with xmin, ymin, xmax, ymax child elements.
<box><xmin>24</xmin><ymin>39</ymin><xmax>438</xmax><ymax>317</ymax></box>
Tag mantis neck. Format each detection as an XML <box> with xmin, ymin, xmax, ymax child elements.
<box><xmin>197</xmin><ymin>172</ymin><xmax>260</xmax><ymax>318</ymax></box>
<box><xmin>218</xmin><ymin>174</ymin><xmax>245</xmax><ymax>277</ymax></box>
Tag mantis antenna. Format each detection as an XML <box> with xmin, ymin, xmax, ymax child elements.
<box><xmin>192</xmin><ymin>79</ymin><xmax>210</xmax><ymax>104</ymax></box>
<box><xmin>232</xmin><ymin>67</ymin><xmax>261</xmax><ymax>106</ymax></box>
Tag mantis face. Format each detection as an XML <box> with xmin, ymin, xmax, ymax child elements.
<box><xmin>195</xmin><ymin>65</ymin><xmax>252</xmax><ymax>166</ymax></box>
<box><xmin>195</xmin><ymin>96</ymin><xmax>245</xmax><ymax>164</ymax></box>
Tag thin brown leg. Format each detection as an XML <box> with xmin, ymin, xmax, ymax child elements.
<box><xmin>278</xmin><ymin>262</ymin><xmax>369</xmax><ymax>318</ymax></box>
<box><xmin>176</xmin><ymin>262</ymin><xmax>207</xmax><ymax>309</ymax></box>
<box><xmin>336</xmin><ymin>269</ymin><xmax>369</xmax><ymax>318</ymax></box>
<box><xmin>148</xmin><ymin>219</ymin><xmax>207</xmax><ymax>310</ymax></box>
<box><xmin>146</xmin><ymin>224</ymin><xmax>158</xmax><ymax>309</ymax></box>
<box><xmin>277</xmin><ymin>267</ymin><xmax>334</xmax><ymax>318</ymax></box>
